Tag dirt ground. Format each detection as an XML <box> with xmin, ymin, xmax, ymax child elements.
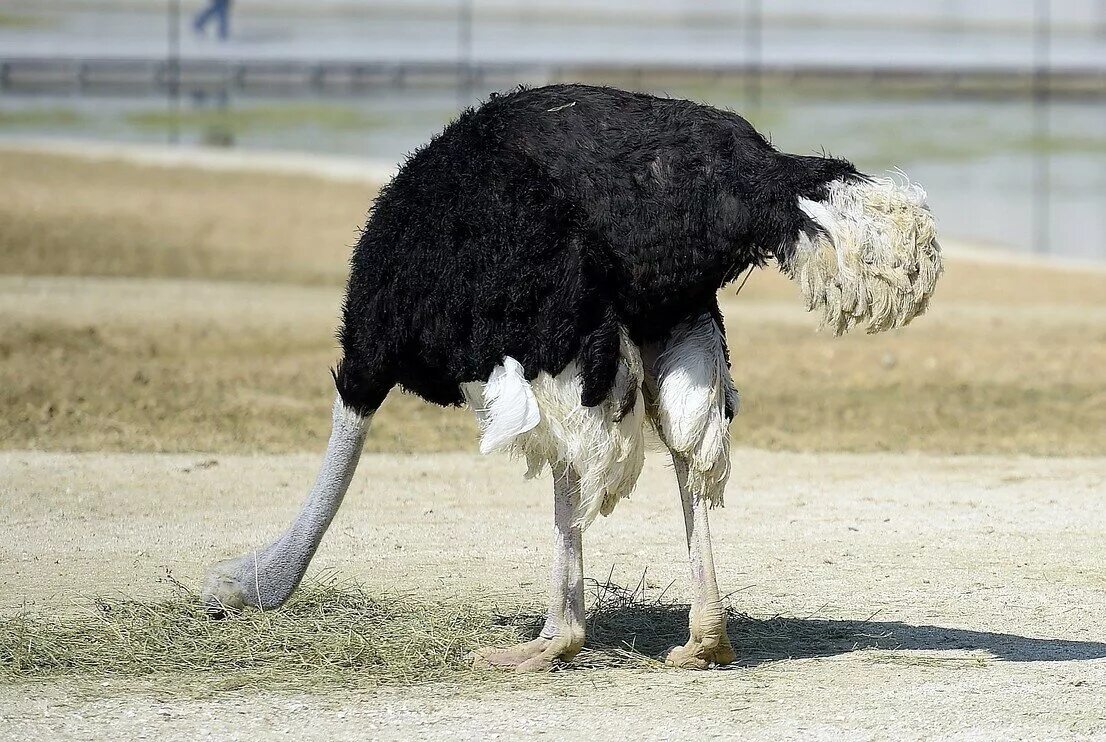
<box><xmin>3</xmin><ymin>450</ymin><xmax>1106</xmax><ymax>740</ymax></box>
<box><xmin>2</xmin><ymin>148</ymin><xmax>1106</xmax><ymax>739</ymax></box>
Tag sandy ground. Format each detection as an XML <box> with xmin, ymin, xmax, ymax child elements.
<box><xmin>3</xmin><ymin>146</ymin><xmax>1106</xmax><ymax>739</ymax></box>
<box><xmin>3</xmin><ymin>449</ymin><xmax>1106</xmax><ymax>740</ymax></box>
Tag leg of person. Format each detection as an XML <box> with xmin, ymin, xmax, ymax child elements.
<box><xmin>194</xmin><ymin>1</ymin><xmax>215</xmax><ymax>33</ymax></box>
<box><xmin>215</xmin><ymin>0</ymin><xmax>230</xmax><ymax>40</ymax></box>
<box><xmin>473</xmin><ymin>463</ymin><xmax>586</xmax><ymax>672</ymax></box>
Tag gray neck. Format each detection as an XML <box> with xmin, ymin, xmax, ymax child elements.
<box><xmin>253</xmin><ymin>400</ymin><xmax>370</xmax><ymax>608</ymax></box>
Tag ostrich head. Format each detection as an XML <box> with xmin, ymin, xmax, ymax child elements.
<box><xmin>772</xmin><ymin>162</ymin><xmax>943</xmax><ymax>336</ymax></box>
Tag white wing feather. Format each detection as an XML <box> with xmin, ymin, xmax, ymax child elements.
<box><xmin>477</xmin><ymin>356</ymin><xmax>541</xmax><ymax>454</ymax></box>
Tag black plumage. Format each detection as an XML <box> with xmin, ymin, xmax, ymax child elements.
<box><xmin>336</xmin><ymin>83</ymin><xmax>858</xmax><ymax>414</ymax></box>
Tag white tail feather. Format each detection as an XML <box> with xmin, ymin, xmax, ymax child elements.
<box><xmin>792</xmin><ymin>174</ymin><xmax>942</xmax><ymax>336</ymax></box>
<box><xmin>468</xmin><ymin>356</ymin><xmax>541</xmax><ymax>454</ymax></box>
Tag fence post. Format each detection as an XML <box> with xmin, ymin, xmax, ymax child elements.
<box><xmin>167</xmin><ymin>0</ymin><xmax>181</xmax><ymax>144</ymax></box>
<box><xmin>746</xmin><ymin>0</ymin><xmax>762</xmax><ymax>111</ymax></box>
<box><xmin>1032</xmin><ymin>0</ymin><xmax>1051</xmax><ymax>254</ymax></box>
<box><xmin>457</xmin><ymin>0</ymin><xmax>473</xmax><ymax>109</ymax></box>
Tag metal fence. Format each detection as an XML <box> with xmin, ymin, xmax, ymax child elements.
<box><xmin>2</xmin><ymin>0</ymin><xmax>1104</xmax><ymax>258</ymax></box>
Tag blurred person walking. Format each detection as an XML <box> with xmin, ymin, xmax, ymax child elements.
<box><xmin>193</xmin><ymin>0</ymin><xmax>233</xmax><ymax>41</ymax></box>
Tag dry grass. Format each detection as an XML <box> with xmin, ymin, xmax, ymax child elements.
<box><xmin>0</xmin><ymin>576</ymin><xmax>522</xmax><ymax>692</ymax></box>
<box><xmin>0</xmin><ymin>151</ymin><xmax>366</xmax><ymax>285</ymax></box>
<box><xmin>0</xmin><ymin>286</ymin><xmax>477</xmax><ymax>453</ymax></box>
<box><xmin>0</xmin><ymin>575</ymin><xmax>904</xmax><ymax>693</ymax></box>
<box><xmin>0</xmin><ymin>576</ymin><xmax>666</xmax><ymax>692</ymax></box>
<box><xmin>1</xmin><ymin>150</ymin><xmax>1105</xmax><ymax>455</ymax></box>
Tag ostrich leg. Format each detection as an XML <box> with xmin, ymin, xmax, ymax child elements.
<box><xmin>641</xmin><ymin>311</ymin><xmax>737</xmax><ymax>668</ymax></box>
<box><xmin>474</xmin><ymin>463</ymin><xmax>586</xmax><ymax>672</ymax></box>
<box><xmin>665</xmin><ymin>454</ymin><xmax>736</xmax><ymax>668</ymax></box>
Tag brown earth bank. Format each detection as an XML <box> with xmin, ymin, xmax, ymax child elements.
<box><xmin>2</xmin><ymin>150</ymin><xmax>1106</xmax><ymax>456</ymax></box>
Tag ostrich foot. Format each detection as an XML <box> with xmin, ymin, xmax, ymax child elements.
<box><xmin>665</xmin><ymin>629</ymin><xmax>736</xmax><ymax>669</ymax></box>
<box><xmin>472</xmin><ymin>638</ymin><xmax>549</xmax><ymax>669</ymax></box>
<box><xmin>473</xmin><ymin>632</ymin><xmax>584</xmax><ymax>673</ymax></box>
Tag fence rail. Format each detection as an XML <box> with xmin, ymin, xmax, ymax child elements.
<box><xmin>3</xmin><ymin>56</ymin><xmax>1105</xmax><ymax>98</ymax></box>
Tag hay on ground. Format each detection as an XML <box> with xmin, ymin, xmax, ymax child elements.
<box><xmin>1</xmin><ymin>573</ymin><xmax>902</xmax><ymax>693</ymax></box>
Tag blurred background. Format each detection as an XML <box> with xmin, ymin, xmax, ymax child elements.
<box><xmin>1</xmin><ymin>0</ymin><xmax>1104</xmax><ymax>260</ymax></box>
<box><xmin>2</xmin><ymin>1</ymin><xmax>1106</xmax><ymax>458</ymax></box>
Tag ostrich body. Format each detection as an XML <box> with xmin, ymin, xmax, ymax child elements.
<box><xmin>202</xmin><ymin>84</ymin><xmax>942</xmax><ymax>670</ymax></box>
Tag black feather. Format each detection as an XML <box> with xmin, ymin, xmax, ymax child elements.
<box><xmin>336</xmin><ymin>84</ymin><xmax>857</xmax><ymax>414</ymax></box>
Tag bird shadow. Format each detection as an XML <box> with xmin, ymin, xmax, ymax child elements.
<box><xmin>496</xmin><ymin>579</ymin><xmax>1106</xmax><ymax>669</ymax></box>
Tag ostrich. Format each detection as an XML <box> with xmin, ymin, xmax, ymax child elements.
<box><xmin>201</xmin><ymin>84</ymin><xmax>942</xmax><ymax>671</ymax></box>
